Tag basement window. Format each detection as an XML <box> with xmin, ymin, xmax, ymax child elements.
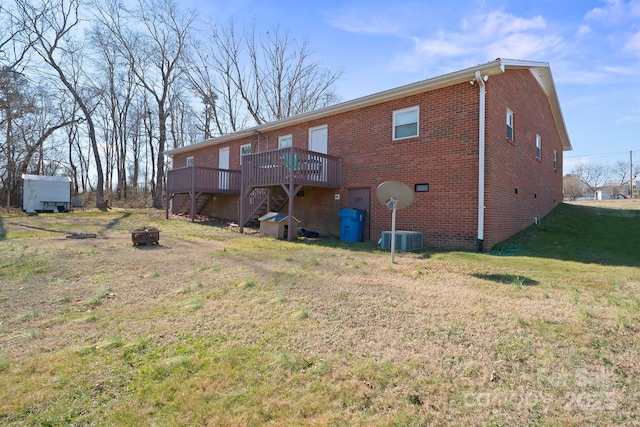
<box><xmin>393</xmin><ymin>106</ymin><xmax>419</xmax><ymax>140</ymax></box>
<box><xmin>414</xmin><ymin>183</ymin><xmax>430</xmax><ymax>192</ymax></box>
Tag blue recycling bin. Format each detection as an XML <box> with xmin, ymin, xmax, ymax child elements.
<box><xmin>339</xmin><ymin>208</ymin><xmax>364</xmax><ymax>242</ymax></box>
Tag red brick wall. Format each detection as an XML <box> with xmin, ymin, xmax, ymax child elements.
<box><xmin>201</xmin><ymin>194</ymin><xmax>239</xmax><ymax>220</ymax></box>
<box><xmin>325</xmin><ymin>84</ymin><xmax>481</xmax><ymax>249</ymax></box>
<box><xmin>171</xmin><ymin>68</ymin><xmax>564</xmax><ymax>250</ymax></box>
<box><xmin>483</xmin><ymin>70</ymin><xmax>563</xmax><ymax>248</ymax></box>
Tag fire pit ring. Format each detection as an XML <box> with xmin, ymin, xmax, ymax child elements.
<box><xmin>130</xmin><ymin>226</ymin><xmax>160</xmax><ymax>245</ymax></box>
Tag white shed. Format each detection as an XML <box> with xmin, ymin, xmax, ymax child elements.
<box><xmin>22</xmin><ymin>174</ymin><xmax>72</xmax><ymax>213</ymax></box>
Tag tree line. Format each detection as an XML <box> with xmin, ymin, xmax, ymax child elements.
<box><xmin>0</xmin><ymin>0</ymin><xmax>342</xmax><ymax>209</ymax></box>
<box><xmin>564</xmin><ymin>159</ymin><xmax>640</xmax><ymax>200</ymax></box>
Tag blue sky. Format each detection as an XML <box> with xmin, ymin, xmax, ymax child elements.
<box><xmin>191</xmin><ymin>0</ymin><xmax>640</xmax><ymax>174</ymax></box>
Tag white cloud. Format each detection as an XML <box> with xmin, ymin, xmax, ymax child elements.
<box><xmin>623</xmin><ymin>30</ymin><xmax>640</xmax><ymax>54</ymax></box>
<box><xmin>480</xmin><ymin>12</ymin><xmax>546</xmax><ymax>37</ymax></box>
<box><xmin>616</xmin><ymin>113</ymin><xmax>640</xmax><ymax>125</ymax></box>
<box><xmin>585</xmin><ymin>0</ymin><xmax>640</xmax><ymax>24</ymax></box>
<box><xmin>556</xmin><ymin>71</ymin><xmax>604</xmax><ymax>85</ymax></box>
<box><xmin>411</xmin><ymin>35</ymin><xmax>467</xmax><ymax>56</ymax></box>
<box><xmin>577</xmin><ymin>25</ymin><xmax>591</xmax><ymax>36</ymax></box>
<box><xmin>327</xmin><ymin>3</ymin><xmax>424</xmax><ymax>37</ymax></box>
<box><xmin>601</xmin><ymin>65</ymin><xmax>637</xmax><ymax>76</ymax></box>
<box><xmin>486</xmin><ymin>33</ymin><xmax>563</xmax><ymax>61</ymax></box>
<box><xmin>389</xmin><ymin>9</ymin><xmax>562</xmax><ymax>73</ymax></box>
<box><xmin>330</xmin><ymin>14</ymin><xmax>404</xmax><ymax>36</ymax></box>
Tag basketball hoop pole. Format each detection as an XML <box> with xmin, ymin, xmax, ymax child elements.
<box><xmin>386</xmin><ymin>197</ymin><xmax>398</xmax><ymax>263</ymax></box>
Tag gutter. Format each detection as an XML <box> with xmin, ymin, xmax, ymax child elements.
<box><xmin>473</xmin><ymin>70</ymin><xmax>487</xmax><ymax>251</ymax></box>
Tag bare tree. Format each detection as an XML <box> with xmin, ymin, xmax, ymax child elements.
<box><xmin>253</xmin><ymin>26</ymin><xmax>341</xmax><ymax>122</ymax></box>
<box><xmin>563</xmin><ymin>174</ymin><xmax>585</xmax><ymax>201</ymax></box>
<box><xmin>128</xmin><ymin>100</ymin><xmax>150</xmax><ymax>191</ymax></box>
<box><xmin>91</xmin><ymin>23</ymin><xmax>138</xmax><ymax>200</ymax></box>
<box><xmin>4</xmin><ymin>0</ymin><xmax>344</xmax><ymax>205</ymax></box>
<box><xmin>0</xmin><ymin>0</ymin><xmax>33</xmax><ymax>71</ymax></box>
<box><xmin>0</xmin><ymin>66</ymin><xmax>76</xmax><ymax>207</ymax></box>
<box><xmin>167</xmin><ymin>81</ymin><xmax>199</xmax><ymax>148</ymax></box>
<box><xmin>572</xmin><ymin>163</ymin><xmax>611</xmax><ymax>196</ymax></box>
<box><xmin>0</xmin><ymin>67</ymin><xmax>32</xmax><ymax>207</ymax></box>
<box><xmin>186</xmin><ymin>21</ymin><xmax>247</xmax><ymax>136</ymax></box>
<box><xmin>16</xmin><ymin>0</ymin><xmax>107</xmax><ymax>209</ymax></box>
<box><xmin>97</xmin><ymin>0</ymin><xmax>195</xmax><ymax>208</ymax></box>
<box><xmin>610</xmin><ymin>159</ymin><xmax>640</xmax><ymax>195</ymax></box>
<box><xmin>186</xmin><ymin>20</ymin><xmax>342</xmax><ymax>137</ymax></box>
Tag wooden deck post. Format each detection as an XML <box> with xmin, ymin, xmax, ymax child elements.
<box><xmin>190</xmin><ymin>165</ymin><xmax>196</xmax><ymax>223</ymax></box>
<box><xmin>239</xmin><ymin>188</ymin><xmax>245</xmax><ymax>234</ymax></box>
<box><xmin>165</xmin><ymin>184</ymin><xmax>169</xmax><ymax>219</ymax></box>
<box><xmin>287</xmin><ymin>148</ymin><xmax>295</xmax><ymax>241</ymax></box>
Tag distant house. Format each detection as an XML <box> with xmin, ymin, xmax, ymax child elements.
<box><xmin>165</xmin><ymin>58</ymin><xmax>572</xmax><ymax>251</ymax></box>
<box><xmin>596</xmin><ymin>186</ymin><xmax>630</xmax><ymax>200</ymax></box>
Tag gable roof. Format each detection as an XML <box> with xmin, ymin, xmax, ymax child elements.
<box><xmin>167</xmin><ymin>58</ymin><xmax>571</xmax><ymax>156</ymax></box>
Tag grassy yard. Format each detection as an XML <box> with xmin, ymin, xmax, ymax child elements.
<box><xmin>0</xmin><ymin>201</ymin><xmax>639</xmax><ymax>426</ymax></box>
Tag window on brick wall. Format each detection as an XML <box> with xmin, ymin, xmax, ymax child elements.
<box><xmin>536</xmin><ymin>134</ymin><xmax>541</xmax><ymax>160</ymax></box>
<box><xmin>553</xmin><ymin>150</ymin><xmax>558</xmax><ymax>171</ymax></box>
<box><xmin>393</xmin><ymin>106</ymin><xmax>419</xmax><ymax>140</ymax></box>
<box><xmin>506</xmin><ymin>108</ymin><xmax>514</xmax><ymax>141</ymax></box>
<box><xmin>186</xmin><ymin>156</ymin><xmax>194</xmax><ymax>167</ymax></box>
<box><xmin>240</xmin><ymin>143</ymin><xmax>251</xmax><ymax>165</ymax></box>
<box><xmin>278</xmin><ymin>134</ymin><xmax>292</xmax><ymax>148</ymax></box>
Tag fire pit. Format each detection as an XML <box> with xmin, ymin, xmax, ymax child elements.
<box><xmin>130</xmin><ymin>226</ymin><xmax>160</xmax><ymax>245</ymax></box>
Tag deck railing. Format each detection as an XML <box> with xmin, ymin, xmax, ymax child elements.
<box><xmin>241</xmin><ymin>146</ymin><xmax>342</xmax><ymax>188</ymax></box>
<box><xmin>166</xmin><ymin>166</ymin><xmax>241</xmax><ymax>194</ymax></box>
<box><xmin>167</xmin><ymin>147</ymin><xmax>342</xmax><ymax>196</ymax></box>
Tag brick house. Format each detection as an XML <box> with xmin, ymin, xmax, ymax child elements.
<box><xmin>165</xmin><ymin>58</ymin><xmax>571</xmax><ymax>250</ymax></box>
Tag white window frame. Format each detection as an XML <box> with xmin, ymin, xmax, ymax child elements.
<box><xmin>278</xmin><ymin>134</ymin><xmax>293</xmax><ymax>148</ymax></box>
<box><xmin>553</xmin><ymin>150</ymin><xmax>558</xmax><ymax>171</ymax></box>
<box><xmin>506</xmin><ymin>109</ymin><xmax>514</xmax><ymax>141</ymax></box>
<box><xmin>536</xmin><ymin>134</ymin><xmax>541</xmax><ymax>160</ymax></box>
<box><xmin>240</xmin><ymin>143</ymin><xmax>251</xmax><ymax>165</ymax></box>
<box><xmin>186</xmin><ymin>156</ymin><xmax>194</xmax><ymax>167</ymax></box>
<box><xmin>393</xmin><ymin>106</ymin><xmax>419</xmax><ymax>140</ymax></box>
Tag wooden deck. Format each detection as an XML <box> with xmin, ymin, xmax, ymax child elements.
<box><xmin>166</xmin><ymin>147</ymin><xmax>342</xmax><ymax>232</ymax></box>
<box><xmin>241</xmin><ymin>147</ymin><xmax>342</xmax><ymax>189</ymax></box>
<box><xmin>166</xmin><ymin>147</ymin><xmax>341</xmax><ymax>195</ymax></box>
<box><xmin>166</xmin><ymin>166</ymin><xmax>241</xmax><ymax>194</ymax></box>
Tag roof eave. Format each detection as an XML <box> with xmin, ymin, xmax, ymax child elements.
<box><xmin>167</xmin><ymin>58</ymin><xmax>572</xmax><ymax>155</ymax></box>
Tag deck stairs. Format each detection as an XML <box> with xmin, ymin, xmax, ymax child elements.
<box><xmin>242</xmin><ymin>188</ymin><xmax>288</xmax><ymax>227</ymax></box>
<box><xmin>174</xmin><ymin>193</ymin><xmax>211</xmax><ymax>217</ymax></box>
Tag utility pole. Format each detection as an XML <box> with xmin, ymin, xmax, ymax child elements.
<box><xmin>631</xmin><ymin>151</ymin><xmax>634</xmax><ymax>198</ymax></box>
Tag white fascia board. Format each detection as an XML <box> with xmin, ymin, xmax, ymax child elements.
<box><xmin>498</xmin><ymin>59</ymin><xmax>572</xmax><ymax>151</ymax></box>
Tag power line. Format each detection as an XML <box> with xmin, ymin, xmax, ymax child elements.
<box><xmin>565</xmin><ymin>149</ymin><xmax>640</xmax><ymax>159</ymax></box>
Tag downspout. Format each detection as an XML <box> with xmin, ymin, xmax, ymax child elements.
<box><xmin>474</xmin><ymin>70</ymin><xmax>487</xmax><ymax>251</ymax></box>
<box><xmin>255</xmin><ymin>129</ymin><xmax>261</xmax><ymax>152</ymax></box>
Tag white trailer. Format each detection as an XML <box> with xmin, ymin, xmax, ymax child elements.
<box><xmin>22</xmin><ymin>174</ymin><xmax>72</xmax><ymax>213</ymax></box>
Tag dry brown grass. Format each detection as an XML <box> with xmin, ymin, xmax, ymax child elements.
<box><xmin>0</xmin><ymin>208</ymin><xmax>639</xmax><ymax>426</ymax></box>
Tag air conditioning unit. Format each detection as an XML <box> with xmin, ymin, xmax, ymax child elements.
<box><xmin>380</xmin><ymin>231</ymin><xmax>424</xmax><ymax>251</ymax></box>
